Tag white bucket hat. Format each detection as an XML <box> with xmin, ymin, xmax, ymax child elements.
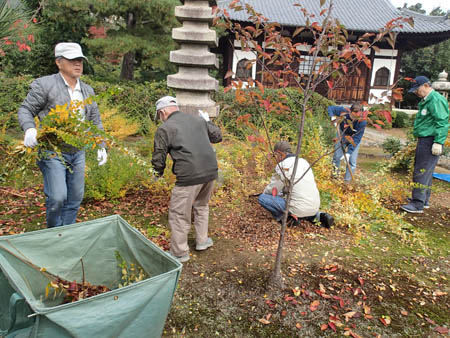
<box><xmin>54</xmin><ymin>42</ymin><xmax>87</xmax><ymax>60</ymax></box>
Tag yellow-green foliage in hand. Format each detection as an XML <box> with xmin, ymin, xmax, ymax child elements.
<box><xmin>17</xmin><ymin>99</ymin><xmax>111</xmax><ymax>160</ymax></box>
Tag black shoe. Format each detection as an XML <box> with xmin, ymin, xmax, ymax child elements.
<box><xmin>319</xmin><ymin>213</ymin><xmax>334</xmax><ymax>228</ymax></box>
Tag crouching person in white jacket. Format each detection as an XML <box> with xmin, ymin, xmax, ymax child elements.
<box><xmin>258</xmin><ymin>141</ymin><xmax>334</xmax><ymax>228</ymax></box>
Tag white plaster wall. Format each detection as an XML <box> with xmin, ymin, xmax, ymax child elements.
<box><xmin>375</xmin><ymin>49</ymin><xmax>398</xmax><ymax>57</ymax></box>
<box><xmin>371</xmin><ymin>58</ymin><xmax>397</xmax><ymax>86</ymax></box>
<box><xmin>368</xmin><ymin>56</ymin><xmax>397</xmax><ymax>104</ymax></box>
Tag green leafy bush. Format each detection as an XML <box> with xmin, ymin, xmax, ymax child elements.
<box><xmin>382</xmin><ymin>136</ymin><xmax>402</xmax><ymax>156</ymax></box>
<box><xmin>0</xmin><ymin>74</ymin><xmax>34</xmax><ymax>130</ymax></box>
<box><xmin>84</xmin><ymin>148</ymin><xmax>150</xmax><ymax>200</ymax></box>
<box><xmin>392</xmin><ymin>110</ymin><xmax>411</xmax><ymax>128</ymax></box>
<box><xmin>83</xmin><ymin>77</ymin><xmax>174</xmax><ymax>133</ymax></box>
<box><xmin>385</xmin><ymin>142</ymin><xmax>415</xmax><ymax>173</ymax></box>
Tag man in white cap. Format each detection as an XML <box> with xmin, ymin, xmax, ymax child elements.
<box><xmin>400</xmin><ymin>75</ymin><xmax>449</xmax><ymax>213</ymax></box>
<box><xmin>17</xmin><ymin>42</ymin><xmax>107</xmax><ymax>228</ymax></box>
<box><xmin>152</xmin><ymin>96</ymin><xmax>222</xmax><ymax>262</ymax></box>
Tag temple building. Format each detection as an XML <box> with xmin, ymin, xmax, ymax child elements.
<box><xmin>217</xmin><ymin>0</ymin><xmax>450</xmax><ymax>104</ymax></box>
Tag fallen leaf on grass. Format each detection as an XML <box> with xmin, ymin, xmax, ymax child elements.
<box><xmin>309</xmin><ymin>300</ymin><xmax>320</xmax><ymax>311</ymax></box>
<box><xmin>425</xmin><ymin>318</ymin><xmax>436</xmax><ymax>325</ymax></box>
<box><xmin>295</xmin><ymin>323</ymin><xmax>302</xmax><ymax>329</ymax></box>
<box><xmin>344</xmin><ymin>328</ymin><xmax>362</xmax><ymax>338</ymax></box>
<box><xmin>329</xmin><ymin>321</ymin><xmax>337</xmax><ymax>332</ymax></box>
<box><xmin>433</xmin><ymin>290</ymin><xmax>446</xmax><ymax>296</ymax></box>
<box><xmin>320</xmin><ymin>323</ymin><xmax>328</xmax><ymax>331</ymax></box>
<box><xmin>379</xmin><ymin>316</ymin><xmax>391</xmax><ymax>326</ymax></box>
<box><xmin>434</xmin><ymin>326</ymin><xmax>449</xmax><ymax>334</ymax></box>
<box><xmin>400</xmin><ymin>310</ymin><xmax>408</xmax><ymax>316</ymax></box>
<box><xmin>343</xmin><ymin>311</ymin><xmax>356</xmax><ymax>322</ymax></box>
<box><xmin>258</xmin><ymin>318</ymin><xmax>270</xmax><ymax>325</ymax></box>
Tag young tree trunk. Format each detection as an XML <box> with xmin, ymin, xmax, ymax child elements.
<box><xmin>120</xmin><ymin>11</ymin><xmax>136</xmax><ymax>81</ymax></box>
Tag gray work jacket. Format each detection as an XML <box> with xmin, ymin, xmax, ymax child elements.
<box><xmin>152</xmin><ymin>111</ymin><xmax>222</xmax><ymax>186</ymax></box>
<box><xmin>18</xmin><ymin>73</ymin><xmax>104</xmax><ymax>133</ymax></box>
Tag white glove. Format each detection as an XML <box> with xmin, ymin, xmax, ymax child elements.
<box><xmin>23</xmin><ymin>128</ymin><xmax>38</xmax><ymax>148</ymax></box>
<box><xmin>340</xmin><ymin>153</ymin><xmax>351</xmax><ymax>162</ymax></box>
<box><xmin>431</xmin><ymin>143</ymin><xmax>443</xmax><ymax>156</ymax></box>
<box><xmin>97</xmin><ymin>148</ymin><xmax>108</xmax><ymax>166</ymax></box>
<box><xmin>330</xmin><ymin>116</ymin><xmax>337</xmax><ymax>126</ymax></box>
<box><xmin>198</xmin><ymin>110</ymin><xmax>210</xmax><ymax>122</ymax></box>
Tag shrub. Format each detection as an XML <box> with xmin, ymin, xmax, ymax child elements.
<box><xmin>385</xmin><ymin>142</ymin><xmax>415</xmax><ymax>173</ymax></box>
<box><xmin>83</xmin><ymin>77</ymin><xmax>174</xmax><ymax>133</ymax></box>
<box><xmin>99</xmin><ymin>105</ymin><xmax>140</xmax><ymax>139</ymax></box>
<box><xmin>84</xmin><ymin>148</ymin><xmax>150</xmax><ymax>200</ymax></box>
<box><xmin>392</xmin><ymin>110</ymin><xmax>411</xmax><ymax>128</ymax></box>
<box><xmin>368</xmin><ymin>103</ymin><xmax>392</xmax><ymax>129</ymax></box>
<box><xmin>382</xmin><ymin>136</ymin><xmax>402</xmax><ymax>156</ymax></box>
<box><xmin>0</xmin><ymin>74</ymin><xmax>34</xmax><ymax>130</ymax></box>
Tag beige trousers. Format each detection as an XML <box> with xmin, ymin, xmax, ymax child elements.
<box><xmin>169</xmin><ymin>180</ymin><xmax>215</xmax><ymax>257</ymax></box>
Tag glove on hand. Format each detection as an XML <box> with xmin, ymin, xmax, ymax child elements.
<box><xmin>97</xmin><ymin>148</ymin><xmax>108</xmax><ymax>166</ymax></box>
<box><xmin>198</xmin><ymin>110</ymin><xmax>210</xmax><ymax>122</ymax></box>
<box><xmin>340</xmin><ymin>153</ymin><xmax>351</xmax><ymax>162</ymax></box>
<box><xmin>24</xmin><ymin>128</ymin><xmax>38</xmax><ymax>148</ymax></box>
<box><xmin>330</xmin><ymin>116</ymin><xmax>337</xmax><ymax>126</ymax></box>
<box><xmin>431</xmin><ymin>143</ymin><xmax>443</xmax><ymax>156</ymax></box>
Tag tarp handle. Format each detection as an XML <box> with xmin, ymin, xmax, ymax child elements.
<box><xmin>7</xmin><ymin>293</ymin><xmax>33</xmax><ymax>334</ymax></box>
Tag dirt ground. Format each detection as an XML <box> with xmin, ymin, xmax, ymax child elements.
<box><xmin>163</xmin><ymin>184</ymin><xmax>450</xmax><ymax>337</ymax></box>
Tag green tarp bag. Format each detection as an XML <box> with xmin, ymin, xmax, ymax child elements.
<box><xmin>0</xmin><ymin>215</ymin><xmax>182</xmax><ymax>338</ymax></box>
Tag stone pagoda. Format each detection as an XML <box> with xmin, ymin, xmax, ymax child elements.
<box><xmin>432</xmin><ymin>70</ymin><xmax>450</xmax><ymax>99</ymax></box>
<box><xmin>168</xmin><ymin>0</ymin><xmax>219</xmax><ymax>117</ymax></box>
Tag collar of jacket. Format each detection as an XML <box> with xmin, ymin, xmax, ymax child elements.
<box><xmin>55</xmin><ymin>73</ymin><xmax>91</xmax><ymax>103</ymax></box>
<box><xmin>166</xmin><ymin>110</ymin><xmax>181</xmax><ymax>121</ymax></box>
<box><xmin>277</xmin><ymin>153</ymin><xmax>296</xmax><ymax>164</ymax></box>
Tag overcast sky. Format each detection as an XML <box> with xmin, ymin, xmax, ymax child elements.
<box><xmin>389</xmin><ymin>0</ymin><xmax>449</xmax><ymax>14</ymax></box>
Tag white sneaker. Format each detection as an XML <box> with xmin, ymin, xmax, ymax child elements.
<box><xmin>196</xmin><ymin>237</ymin><xmax>213</xmax><ymax>251</ymax></box>
<box><xmin>170</xmin><ymin>253</ymin><xmax>190</xmax><ymax>263</ymax></box>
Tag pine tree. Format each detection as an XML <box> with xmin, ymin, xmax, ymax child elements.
<box><xmin>85</xmin><ymin>0</ymin><xmax>179</xmax><ymax>81</ymax></box>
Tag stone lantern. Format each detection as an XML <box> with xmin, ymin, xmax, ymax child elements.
<box><xmin>431</xmin><ymin>70</ymin><xmax>450</xmax><ymax>99</ymax></box>
<box><xmin>168</xmin><ymin>0</ymin><xmax>219</xmax><ymax>117</ymax></box>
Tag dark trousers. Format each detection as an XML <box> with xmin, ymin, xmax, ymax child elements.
<box><xmin>410</xmin><ymin>136</ymin><xmax>439</xmax><ymax>209</ymax></box>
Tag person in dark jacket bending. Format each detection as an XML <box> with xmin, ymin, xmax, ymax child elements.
<box><xmin>152</xmin><ymin>96</ymin><xmax>222</xmax><ymax>263</ymax></box>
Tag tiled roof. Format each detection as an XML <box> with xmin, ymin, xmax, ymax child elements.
<box><xmin>217</xmin><ymin>0</ymin><xmax>450</xmax><ymax>34</ymax></box>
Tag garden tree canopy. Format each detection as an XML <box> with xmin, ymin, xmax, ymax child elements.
<box><xmin>0</xmin><ymin>0</ymin><xmax>94</xmax><ymax>77</ymax></box>
<box><xmin>0</xmin><ymin>0</ymin><xmax>33</xmax><ymax>54</ymax></box>
<box><xmin>84</xmin><ymin>0</ymin><xmax>179</xmax><ymax>81</ymax></box>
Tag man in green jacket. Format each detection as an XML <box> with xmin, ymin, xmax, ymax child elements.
<box><xmin>401</xmin><ymin>76</ymin><xmax>449</xmax><ymax>213</ymax></box>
